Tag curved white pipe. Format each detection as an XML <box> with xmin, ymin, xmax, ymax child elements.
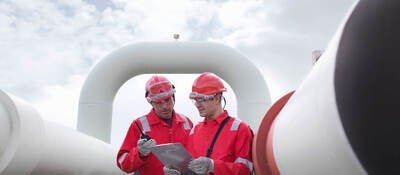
<box><xmin>0</xmin><ymin>90</ymin><xmax>123</xmax><ymax>175</ymax></box>
<box><xmin>270</xmin><ymin>1</ymin><xmax>366</xmax><ymax>174</ymax></box>
<box><xmin>78</xmin><ymin>41</ymin><xmax>271</xmax><ymax>142</ymax></box>
<box><xmin>0</xmin><ymin>97</ymin><xmax>11</xmax><ymax>160</ymax></box>
<box><xmin>272</xmin><ymin>32</ymin><xmax>365</xmax><ymax>174</ymax></box>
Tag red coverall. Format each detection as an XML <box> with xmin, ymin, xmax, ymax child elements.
<box><xmin>187</xmin><ymin>110</ymin><xmax>254</xmax><ymax>175</ymax></box>
<box><xmin>117</xmin><ymin>110</ymin><xmax>193</xmax><ymax>174</ymax></box>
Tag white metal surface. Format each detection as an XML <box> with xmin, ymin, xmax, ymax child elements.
<box><xmin>0</xmin><ymin>90</ymin><xmax>123</xmax><ymax>175</ymax></box>
<box><xmin>270</xmin><ymin>1</ymin><xmax>366</xmax><ymax>174</ymax></box>
<box><xmin>77</xmin><ymin>41</ymin><xmax>271</xmax><ymax>142</ymax></box>
<box><xmin>0</xmin><ymin>97</ymin><xmax>11</xmax><ymax>162</ymax></box>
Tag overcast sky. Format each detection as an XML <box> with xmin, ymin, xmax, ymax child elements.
<box><xmin>0</xmin><ymin>0</ymin><xmax>357</xmax><ymax>147</ymax></box>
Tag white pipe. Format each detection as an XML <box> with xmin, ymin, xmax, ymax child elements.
<box><xmin>272</xmin><ymin>31</ymin><xmax>365</xmax><ymax>175</ymax></box>
<box><xmin>270</xmin><ymin>1</ymin><xmax>366</xmax><ymax>174</ymax></box>
<box><xmin>77</xmin><ymin>41</ymin><xmax>271</xmax><ymax>142</ymax></box>
<box><xmin>0</xmin><ymin>90</ymin><xmax>123</xmax><ymax>175</ymax></box>
<box><xmin>0</xmin><ymin>97</ymin><xmax>11</xmax><ymax>160</ymax></box>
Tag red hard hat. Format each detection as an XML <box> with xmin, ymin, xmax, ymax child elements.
<box><xmin>145</xmin><ymin>75</ymin><xmax>175</xmax><ymax>103</ymax></box>
<box><xmin>190</xmin><ymin>72</ymin><xmax>227</xmax><ymax>99</ymax></box>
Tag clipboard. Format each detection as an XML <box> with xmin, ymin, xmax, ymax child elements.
<box><xmin>150</xmin><ymin>143</ymin><xmax>197</xmax><ymax>175</ymax></box>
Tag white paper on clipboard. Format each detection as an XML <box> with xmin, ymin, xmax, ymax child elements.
<box><xmin>150</xmin><ymin>143</ymin><xmax>197</xmax><ymax>175</ymax></box>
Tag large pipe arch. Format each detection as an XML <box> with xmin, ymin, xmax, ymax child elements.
<box><xmin>77</xmin><ymin>42</ymin><xmax>271</xmax><ymax>142</ymax></box>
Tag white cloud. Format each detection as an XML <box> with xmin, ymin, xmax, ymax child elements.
<box><xmin>0</xmin><ymin>0</ymin><xmax>358</xmax><ymax>148</ymax></box>
<box><xmin>33</xmin><ymin>75</ymin><xmax>84</xmax><ymax>128</ymax></box>
<box><xmin>219</xmin><ymin>3</ymin><xmax>268</xmax><ymax>46</ymax></box>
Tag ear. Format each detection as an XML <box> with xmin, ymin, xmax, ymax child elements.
<box><xmin>215</xmin><ymin>93</ymin><xmax>222</xmax><ymax>103</ymax></box>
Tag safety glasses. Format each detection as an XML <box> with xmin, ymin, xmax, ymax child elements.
<box><xmin>191</xmin><ymin>94</ymin><xmax>215</xmax><ymax>104</ymax></box>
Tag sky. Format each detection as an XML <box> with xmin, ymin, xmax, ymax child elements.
<box><xmin>0</xmin><ymin>0</ymin><xmax>357</xmax><ymax>148</ymax></box>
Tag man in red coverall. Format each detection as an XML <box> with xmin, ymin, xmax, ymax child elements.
<box><xmin>164</xmin><ymin>72</ymin><xmax>254</xmax><ymax>175</ymax></box>
<box><xmin>117</xmin><ymin>75</ymin><xmax>193</xmax><ymax>175</ymax></box>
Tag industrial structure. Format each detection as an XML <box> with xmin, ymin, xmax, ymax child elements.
<box><xmin>1</xmin><ymin>0</ymin><xmax>400</xmax><ymax>174</ymax></box>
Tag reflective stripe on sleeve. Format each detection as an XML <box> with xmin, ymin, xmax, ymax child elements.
<box><xmin>235</xmin><ymin>157</ymin><xmax>254</xmax><ymax>172</ymax></box>
<box><xmin>230</xmin><ymin>119</ymin><xmax>241</xmax><ymax>131</ymax></box>
<box><xmin>179</xmin><ymin>113</ymin><xmax>191</xmax><ymax>130</ymax></box>
<box><xmin>118</xmin><ymin>152</ymin><xmax>128</xmax><ymax>165</ymax></box>
<box><xmin>189</xmin><ymin>127</ymin><xmax>195</xmax><ymax>135</ymax></box>
<box><xmin>139</xmin><ymin>116</ymin><xmax>151</xmax><ymax>132</ymax></box>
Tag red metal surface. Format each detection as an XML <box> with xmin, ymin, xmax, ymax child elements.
<box><xmin>253</xmin><ymin>91</ymin><xmax>295</xmax><ymax>175</ymax></box>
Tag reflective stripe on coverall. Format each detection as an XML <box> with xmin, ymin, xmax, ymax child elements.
<box><xmin>188</xmin><ymin>110</ymin><xmax>254</xmax><ymax>175</ymax></box>
<box><xmin>117</xmin><ymin>110</ymin><xmax>193</xmax><ymax>174</ymax></box>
